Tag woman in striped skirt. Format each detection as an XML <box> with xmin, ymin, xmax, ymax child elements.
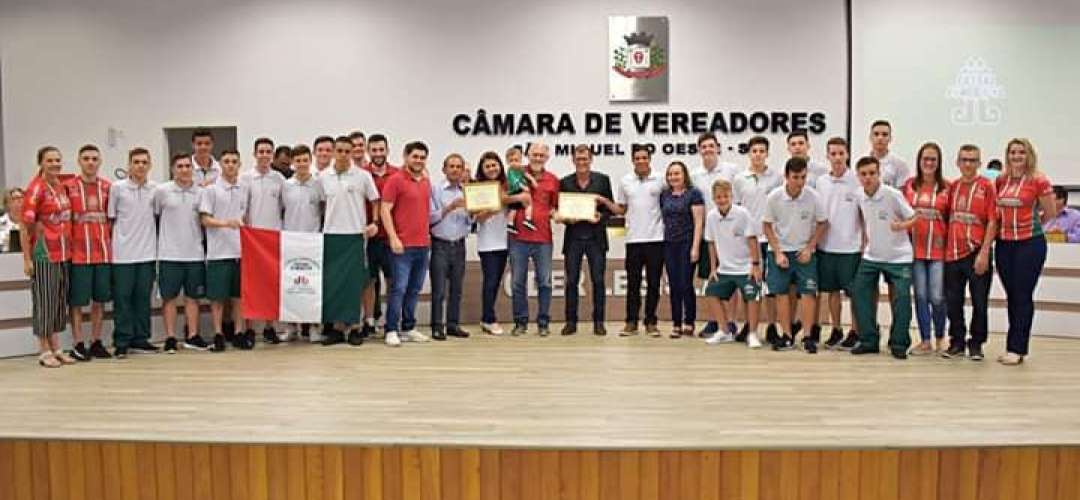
<box><xmin>21</xmin><ymin>146</ymin><xmax>75</xmax><ymax>368</ymax></box>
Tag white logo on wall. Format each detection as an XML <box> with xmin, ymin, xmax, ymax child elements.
<box><xmin>946</xmin><ymin>57</ymin><xmax>1006</xmax><ymax>126</ymax></box>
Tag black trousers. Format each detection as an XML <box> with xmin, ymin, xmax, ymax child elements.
<box><xmin>564</xmin><ymin>239</ymin><xmax>607</xmax><ymax>325</ymax></box>
<box><xmin>625</xmin><ymin>241</ymin><xmax>664</xmax><ymax>324</ymax></box>
<box><xmin>945</xmin><ymin>251</ymin><xmax>993</xmax><ymax>348</ymax></box>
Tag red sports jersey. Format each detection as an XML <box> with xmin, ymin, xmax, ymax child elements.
<box><xmin>904</xmin><ymin>179</ymin><xmax>950</xmax><ymax>260</ymax></box>
<box><xmin>22</xmin><ymin>175</ymin><xmax>72</xmax><ymax>263</ymax></box>
<box><xmin>63</xmin><ymin>176</ymin><xmax>112</xmax><ymax>264</ymax></box>
<box><xmin>364</xmin><ymin>164</ymin><xmax>400</xmax><ymax>240</ymax></box>
<box><xmin>510</xmin><ymin>170</ymin><xmax>559</xmax><ymax>244</ymax></box>
<box><xmin>996</xmin><ymin>174</ymin><xmax>1052</xmax><ymax>241</ymax></box>
<box><xmin>946</xmin><ymin>176</ymin><xmax>997</xmax><ymax>262</ymax></box>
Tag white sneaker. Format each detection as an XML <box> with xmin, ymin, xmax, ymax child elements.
<box><xmin>747</xmin><ymin>332</ymin><xmax>763</xmax><ymax>349</ymax></box>
<box><xmin>482</xmin><ymin>323</ymin><xmax>504</xmax><ymax>336</ymax></box>
<box><xmin>706</xmin><ymin>333</ymin><xmax>736</xmax><ymax>345</ymax></box>
<box><xmin>309</xmin><ymin>330</ymin><xmax>324</xmax><ymax>343</ymax></box>
<box><xmin>385</xmin><ymin>331</ymin><xmax>402</xmax><ymax>347</ymax></box>
<box><xmin>277</xmin><ymin>331</ymin><xmax>293</xmax><ymax>343</ymax></box>
<box><xmin>403</xmin><ymin>330</ymin><xmax>430</xmax><ymax>343</ymax></box>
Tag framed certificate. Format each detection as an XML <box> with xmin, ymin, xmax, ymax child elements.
<box><xmin>559</xmin><ymin>193</ymin><xmax>598</xmax><ymax>221</ymax></box>
<box><xmin>464</xmin><ymin>181</ymin><xmax>502</xmax><ymax>212</ymax></box>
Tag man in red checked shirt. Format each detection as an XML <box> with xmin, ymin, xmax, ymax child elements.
<box><xmin>505</xmin><ymin>142</ymin><xmax>559</xmax><ymax>337</ymax></box>
<box><xmin>942</xmin><ymin>145</ymin><xmax>997</xmax><ymax>361</ymax></box>
<box><xmin>62</xmin><ymin>144</ymin><xmax>113</xmax><ymax>361</ymax></box>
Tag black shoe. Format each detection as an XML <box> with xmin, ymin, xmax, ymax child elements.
<box><xmin>183</xmin><ymin>335</ymin><xmax>210</xmax><ymax>351</ymax></box>
<box><xmin>232</xmin><ymin>330</ymin><xmax>248</xmax><ymax>349</ymax></box>
<box><xmin>301</xmin><ymin>324</ymin><xmax>311</xmax><ymax>338</ymax></box>
<box><xmin>594</xmin><ymin>324</ymin><xmax>607</xmax><ymax>336</ymax></box>
<box><xmin>808</xmin><ymin>324</ymin><xmax>821</xmax><ymax>342</ymax></box>
<box><xmin>447</xmin><ymin>327</ymin><xmax>471</xmax><ymax>338</ymax></box>
<box><xmin>245</xmin><ymin>330</ymin><xmax>257</xmax><ymax>350</ymax></box>
<box><xmin>432</xmin><ymin>330</ymin><xmax>447</xmax><ymax>341</ymax></box>
<box><xmin>69</xmin><ymin>342</ymin><xmax>90</xmax><ymax>362</ymax></box>
<box><xmin>891</xmin><ymin>348</ymin><xmax>908</xmax><ymax>360</ymax></box>
<box><xmin>772</xmin><ymin>335</ymin><xmax>794</xmax><ymax>351</ymax></box>
<box><xmin>212</xmin><ymin>334</ymin><xmax>227</xmax><ymax>352</ymax></box>
<box><xmin>802</xmin><ymin>338</ymin><xmax>818</xmax><ymax>354</ymax></box>
<box><xmin>129</xmin><ymin>339</ymin><xmax>160</xmax><ymax>354</ymax></box>
<box><xmin>698</xmin><ymin>321</ymin><xmax>719</xmax><ymax>338</ymax></box>
<box><xmin>824</xmin><ymin>328</ymin><xmax>844</xmax><ymax>349</ymax></box>
<box><xmin>164</xmin><ymin>337</ymin><xmax>178</xmax><ymax>354</ymax></box>
<box><xmin>766</xmin><ymin>324</ymin><xmax>779</xmax><ymax>344</ymax></box>
<box><xmin>263</xmin><ymin>327</ymin><xmax>280</xmax><ymax>344</ymax></box>
<box><xmin>839</xmin><ymin>331</ymin><xmax>859</xmax><ymax>350</ymax></box>
<box><xmin>791</xmin><ymin>320</ymin><xmax>803</xmax><ymax>337</ymax></box>
<box><xmin>511</xmin><ymin>324</ymin><xmax>528</xmax><ymax>336</ymax></box>
<box><xmin>735</xmin><ymin>323</ymin><xmax>749</xmax><ymax>343</ymax></box>
<box><xmin>114</xmin><ymin>347</ymin><xmax>128</xmax><ymax>359</ymax></box>
<box><xmin>968</xmin><ymin>344</ymin><xmax>984</xmax><ymax>361</ymax></box>
<box><xmin>89</xmin><ymin>340</ymin><xmax>112</xmax><ymax>359</ymax></box>
<box><xmin>942</xmin><ymin>342</ymin><xmax>966</xmax><ymax>359</ymax></box>
<box><xmin>522</xmin><ymin>218</ymin><xmax>537</xmax><ymax>231</ymax></box>
<box><xmin>320</xmin><ymin>329</ymin><xmax>345</xmax><ymax>346</ymax></box>
<box><xmin>361</xmin><ymin>323</ymin><xmax>376</xmax><ymax>339</ymax></box>
<box><xmin>347</xmin><ymin>328</ymin><xmax>365</xmax><ymax>346</ymax></box>
<box><xmin>561</xmin><ymin>323</ymin><xmax>578</xmax><ymax>336</ymax></box>
<box><xmin>851</xmin><ymin>344</ymin><xmax>879</xmax><ymax>355</ymax></box>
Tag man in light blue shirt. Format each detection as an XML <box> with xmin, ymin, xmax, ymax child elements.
<box><xmin>428</xmin><ymin>153</ymin><xmax>473</xmax><ymax>341</ymax></box>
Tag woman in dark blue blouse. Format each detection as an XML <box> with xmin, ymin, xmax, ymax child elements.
<box><xmin>660</xmin><ymin>161</ymin><xmax>705</xmax><ymax>338</ymax></box>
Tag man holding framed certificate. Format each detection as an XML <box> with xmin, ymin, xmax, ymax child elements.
<box><xmin>556</xmin><ymin>145</ymin><xmax>615</xmax><ymax>336</ymax></box>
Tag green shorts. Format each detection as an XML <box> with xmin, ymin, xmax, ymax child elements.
<box><xmin>158</xmin><ymin>261</ymin><xmax>206</xmax><ymax>300</ymax></box>
<box><xmin>817</xmin><ymin>251</ymin><xmax>861</xmax><ymax>294</ymax></box>
<box><xmin>206</xmin><ymin>259</ymin><xmax>241</xmax><ymax>301</ymax></box>
<box><xmin>68</xmin><ymin>263</ymin><xmax>112</xmax><ymax>307</ymax></box>
<box><xmin>705</xmin><ymin>274</ymin><xmax>761</xmax><ymax>301</ymax></box>
<box><xmin>765</xmin><ymin>251</ymin><xmax>819</xmax><ymax>296</ymax></box>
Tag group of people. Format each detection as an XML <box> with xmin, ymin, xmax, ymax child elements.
<box><xmin>15</xmin><ymin>122</ymin><xmax>1056</xmax><ymax>368</ymax></box>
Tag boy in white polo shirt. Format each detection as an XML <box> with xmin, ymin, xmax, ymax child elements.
<box><xmin>867</xmin><ymin>120</ymin><xmax>910</xmax><ymax>190</ymax></box>
<box><xmin>280</xmin><ymin>145</ymin><xmax>321</xmax><ymax>341</ymax></box>
<box><xmin>786</xmin><ymin>130</ymin><xmax>829</xmax><ymax>188</ymax></box>
<box><xmin>613</xmin><ymin>144</ymin><xmax>665</xmax><ymax>336</ymax></box>
<box><xmin>815</xmin><ymin>138</ymin><xmax>863</xmax><ymax>349</ymax></box>
<box><xmin>733</xmin><ymin>136</ymin><xmax>783</xmax><ymax>343</ymax></box>
<box><xmin>762</xmin><ymin>157</ymin><xmax>827</xmax><ymax>353</ymax></box>
<box><xmin>315</xmin><ymin>136</ymin><xmax>379</xmax><ymax>346</ymax></box>
<box><xmin>154</xmin><ymin>153</ymin><xmax>209</xmax><ymax>353</ymax></box>
<box><xmin>851</xmin><ymin>156</ymin><xmax>917</xmax><ymax>360</ymax></box>
<box><xmin>107</xmin><ymin>148</ymin><xmax>160</xmax><ymax>358</ymax></box>
<box><xmin>703</xmin><ymin>179</ymin><xmax>763</xmax><ymax>348</ymax></box>
<box><xmin>692</xmin><ymin>132</ymin><xmax>741</xmax><ymax>337</ymax></box>
<box><xmin>200</xmin><ymin>150</ymin><xmax>250</xmax><ymax>352</ymax></box>
<box><xmin>242</xmin><ymin>137</ymin><xmax>286</xmax><ymax>344</ymax></box>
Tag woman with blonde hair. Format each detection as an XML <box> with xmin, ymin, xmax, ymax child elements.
<box><xmin>21</xmin><ymin>146</ymin><xmax>75</xmax><ymax>367</ymax></box>
<box><xmin>994</xmin><ymin>138</ymin><xmax>1058</xmax><ymax>365</ymax></box>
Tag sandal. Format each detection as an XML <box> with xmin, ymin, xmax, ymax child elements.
<box><xmin>53</xmin><ymin>350</ymin><xmax>76</xmax><ymax>365</ymax></box>
<box><xmin>38</xmin><ymin>352</ymin><xmax>61</xmax><ymax>368</ymax></box>
<box><xmin>997</xmin><ymin>352</ymin><xmax>1025</xmax><ymax>366</ymax></box>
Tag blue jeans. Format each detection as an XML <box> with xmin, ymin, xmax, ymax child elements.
<box><xmin>385</xmin><ymin>247</ymin><xmax>430</xmax><ymax>333</ymax></box>
<box><xmin>912</xmin><ymin>259</ymin><xmax>946</xmax><ymax>341</ymax></box>
<box><xmin>479</xmin><ymin>250</ymin><xmax>509</xmax><ymax>324</ymax></box>
<box><xmin>664</xmin><ymin>239</ymin><xmax>696</xmax><ymax>327</ymax></box>
<box><xmin>429</xmin><ymin>239</ymin><xmax>466</xmax><ymax>332</ymax></box>
<box><xmin>509</xmin><ymin>239</ymin><xmax>552</xmax><ymax>327</ymax></box>
<box><xmin>995</xmin><ymin>237</ymin><xmax>1047</xmax><ymax>356</ymax></box>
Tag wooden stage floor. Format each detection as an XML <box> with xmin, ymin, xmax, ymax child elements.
<box><xmin>0</xmin><ymin>325</ymin><xmax>1078</xmax><ymax>450</ymax></box>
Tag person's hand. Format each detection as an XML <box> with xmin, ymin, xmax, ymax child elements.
<box><xmin>449</xmin><ymin>198</ymin><xmax>466</xmax><ymax>211</ymax></box>
<box><xmin>751</xmin><ymin>266</ymin><xmax>763</xmax><ymax>284</ymax></box>
<box><xmin>797</xmin><ymin>247</ymin><xmax>813</xmax><ymax>264</ymax></box>
<box><xmin>974</xmin><ymin>251</ymin><xmax>990</xmax><ymax>275</ymax></box>
<box><xmin>775</xmin><ymin>252</ymin><xmax>789</xmax><ymax>269</ymax></box>
<box><xmin>364</xmin><ymin>224</ymin><xmax>378</xmax><ymax>238</ymax></box>
<box><xmin>551</xmin><ymin>211</ymin><xmax>566</xmax><ymax>224</ymax></box>
<box><xmin>690</xmin><ymin>246</ymin><xmax>700</xmax><ymax>263</ymax></box>
<box><xmin>390</xmin><ymin>238</ymin><xmax>404</xmax><ymax>255</ymax></box>
<box><xmin>228</xmin><ymin>219</ymin><xmax>243</xmax><ymax>229</ymax></box>
<box><xmin>890</xmin><ymin>220</ymin><xmax>906</xmax><ymax>231</ymax></box>
<box><xmin>590</xmin><ymin>212</ymin><xmax>602</xmax><ymax>224</ymax></box>
<box><xmin>23</xmin><ymin>259</ymin><xmax>33</xmax><ymax>278</ymax></box>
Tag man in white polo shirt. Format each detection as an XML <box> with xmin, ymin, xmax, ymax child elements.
<box><xmin>762</xmin><ymin>157</ymin><xmax>827</xmax><ymax>353</ymax></box>
<box><xmin>191</xmin><ymin>128</ymin><xmax>221</xmax><ymax>187</ymax></box>
<box><xmin>868</xmin><ymin>120</ymin><xmax>910</xmax><ymax>189</ymax></box>
<box><xmin>613</xmin><ymin>144</ymin><xmax>665</xmax><ymax>336</ymax></box>
<box><xmin>312</xmin><ymin>136</ymin><xmax>335</xmax><ymax>177</ymax></box>
<box><xmin>815</xmin><ymin>138</ymin><xmax>863</xmax><ymax>349</ymax></box>
<box><xmin>315</xmin><ymin>136</ymin><xmax>380</xmax><ymax>346</ymax></box>
<box><xmin>733</xmin><ymin>136</ymin><xmax>783</xmax><ymax>342</ymax></box>
<box><xmin>200</xmin><ymin>150</ymin><xmax>250</xmax><ymax>352</ymax></box>
<box><xmin>108</xmin><ymin>148</ymin><xmax>160</xmax><ymax>358</ymax></box>
<box><xmin>787</xmin><ymin>130</ymin><xmax>829</xmax><ymax>188</ymax></box>
<box><xmin>851</xmin><ymin>156</ymin><xmax>917</xmax><ymax>360</ymax></box>
<box><xmin>154</xmin><ymin>153</ymin><xmax>209</xmax><ymax>353</ymax></box>
<box><xmin>242</xmin><ymin>137</ymin><xmax>287</xmax><ymax>344</ymax></box>
<box><xmin>280</xmin><ymin>145</ymin><xmax>321</xmax><ymax>342</ymax></box>
<box><xmin>691</xmin><ymin>132</ymin><xmax>741</xmax><ymax>338</ymax></box>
